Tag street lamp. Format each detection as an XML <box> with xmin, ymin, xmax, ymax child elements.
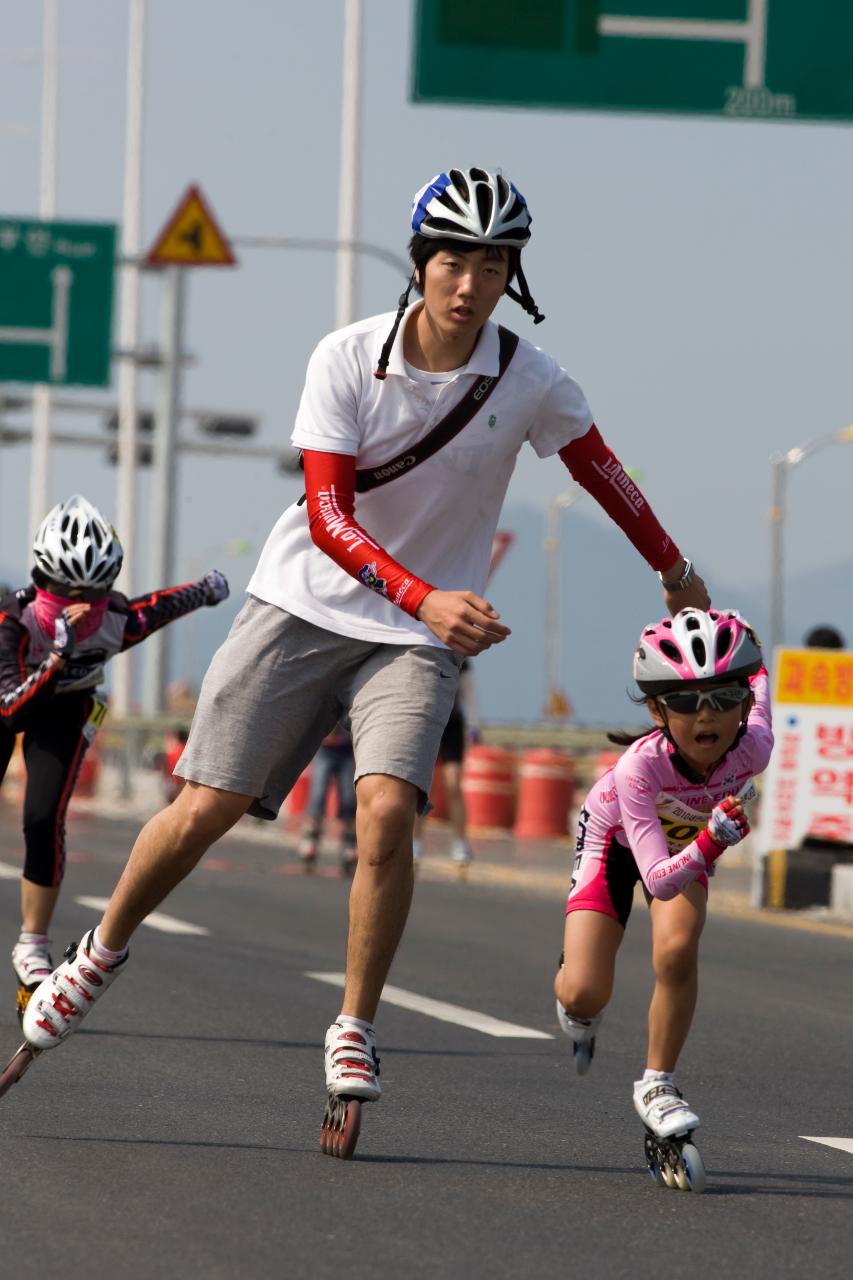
<box><xmin>769</xmin><ymin>423</ymin><xmax>853</xmax><ymax>653</ymax></box>
<box><xmin>543</xmin><ymin>488</ymin><xmax>582</xmax><ymax>719</ymax></box>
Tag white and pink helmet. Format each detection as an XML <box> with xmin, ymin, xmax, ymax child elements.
<box><xmin>633</xmin><ymin>609</ymin><xmax>762</xmax><ymax>694</ymax></box>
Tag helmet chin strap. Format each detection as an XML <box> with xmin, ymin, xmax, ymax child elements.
<box><xmin>375</xmin><ymin>250</ymin><xmax>544</xmax><ymax>382</ymax></box>
<box><xmin>505</xmin><ymin>260</ymin><xmax>545</xmax><ymax>324</ymax></box>
<box><xmin>374</xmin><ymin>271</ymin><xmax>418</xmax><ymax>380</ymax></box>
<box><xmin>654</xmin><ymin>698</ymin><xmax>753</xmax><ymax>778</ymax></box>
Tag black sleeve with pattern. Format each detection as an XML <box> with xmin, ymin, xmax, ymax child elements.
<box><xmin>118</xmin><ymin>581</ymin><xmax>211</xmax><ymax>650</ymax></box>
<box><xmin>0</xmin><ymin>598</ymin><xmax>61</xmax><ymax>732</ymax></box>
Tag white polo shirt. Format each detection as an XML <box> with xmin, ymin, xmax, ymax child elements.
<box><xmin>246</xmin><ymin>303</ymin><xmax>594</xmax><ymax>646</ymax></box>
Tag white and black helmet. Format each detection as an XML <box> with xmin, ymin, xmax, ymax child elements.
<box><xmin>411</xmin><ymin>168</ymin><xmax>532</xmax><ymax>246</ymax></box>
<box><xmin>32</xmin><ymin>494</ymin><xmax>123</xmax><ymax>590</ymax></box>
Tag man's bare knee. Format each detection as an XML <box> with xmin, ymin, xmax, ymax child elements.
<box><xmin>170</xmin><ymin>782</ymin><xmax>252</xmax><ymax>847</ymax></box>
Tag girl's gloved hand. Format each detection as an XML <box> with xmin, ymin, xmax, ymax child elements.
<box><xmin>51</xmin><ymin>609</ymin><xmax>77</xmax><ymax>659</ymax></box>
<box><xmin>203</xmin><ymin>570</ymin><xmax>229</xmax><ymax>605</ymax></box>
<box><xmin>707</xmin><ymin>796</ymin><xmax>750</xmax><ymax>848</ymax></box>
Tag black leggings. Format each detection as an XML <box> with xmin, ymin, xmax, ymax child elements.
<box><xmin>0</xmin><ymin>692</ymin><xmax>94</xmax><ymax>888</ymax></box>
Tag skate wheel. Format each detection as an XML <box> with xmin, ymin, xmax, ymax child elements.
<box><xmin>680</xmin><ymin>1143</ymin><xmax>706</xmax><ymax>1194</ymax></box>
<box><xmin>16</xmin><ymin>985</ymin><xmax>34</xmax><ymax>1025</ymax></box>
<box><xmin>674</xmin><ymin>1162</ymin><xmax>690</xmax><ymax>1192</ymax></box>
<box><xmin>337</xmin><ymin>1099</ymin><xmax>361</xmax><ymax>1160</ymax></box>
<box><xmin>573</xmin><ymin>1039</ymin><xmax>594</xmax><ymax>1077</ymax></box>
<box><xmin>643</xmin><ymin>1133</ymin><xmax>666</xmax><ymax>1187</ymax></box>
<box><xmin>0</xmin><ymin>1042</ymin><xmax>39</xmax><ymax>1101</ymax></box>
<box><xmin>661</xmin><ymin>1160</ymin><xmax>678</xmax><ymax>1189</ymax></box>
<box><xmin>320</xmin><ymin>1096</ymin><xmax>362</xmax><ymax>1160</ymax></box>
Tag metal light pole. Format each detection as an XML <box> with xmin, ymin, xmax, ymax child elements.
<box><xmin>28</xmin><ymin>0</ymin><xmax>59</xmax><ymax>545</ymax></box>
<box><xmin>543</xmin><ymin>488</ymin><xmax>582</xmax><ymax>719</ymax></box>
<box><xmin>112</xmin><ymin>0</ymin><xmax>147</xmax><ymax>717</ymax></box>
<box><xmin>143</xmin><ymin>267</ymin><xmax>186</xmax><ymax>715</ymax></box>
<box><xmin>768</xmin><ymin>423</ymin><xmax>853</xmax><ymax>654</ymax></box>
<box><xmin>336</xmin><ymin>0</ymin><xmax>363</xmax><ymax>329</ymax></box>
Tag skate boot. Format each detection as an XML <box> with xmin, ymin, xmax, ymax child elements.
<box><xmin>298</xmin><ymin>833</ymin><xmax>319</xmax><ymax>870</ymax></box>
<box><xmin>555</xmin><ymin>1002</ymin><xmax>601</xmax><ymax>1076</ymax></box>
<box><xmin>22</xmin><ymin>930</ymin><xmax>128</xmax><ymax>1050</ymax></box>
<box><xmin>320</xmin><ymin>1018</ymin><xmax>380</xmax><ymax>1159</ymax></box>
<box><xmin>335</xmin><ymin>829</ymin><xmax>356</xmax><ymax>880</ymax></box>
<box><xmin>634</xmin><ymin>1076</ymin><xmax>706</xmax><ymax>1194</ymax></box>
<box><xmin>339</xmin><ymin>850</ymin><xmax>358</xmax><ymax>877</ymax></box>
<box><xmin>450</xmin><ymin>839</ymin><xmax>473</xmax><ymax>876</ymax></box>
<box><xmin>12</xmin><ymin>934</ymin><xmax>53</xmax><ymax>1023</ymax></box>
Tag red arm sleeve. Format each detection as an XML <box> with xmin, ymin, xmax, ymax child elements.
<box><xmin>303</xmin><ymin>450</ymin><xmax>435</xmax><ymax>618</ymax></box>
<box><xmin>559</xmin><ymin>425</ymin><xmax>680</xmax><ymax>573</ymax></box>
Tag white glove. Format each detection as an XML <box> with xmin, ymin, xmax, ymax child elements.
<box><xmin>52</xmin><ymin>610</ymin><xmax>77</xmax><ymax>659</ymax></box>
<box><xmin>203</xmin><ymin>569</ymin><xmax>229</xmax><ymax>605</ymax></box>
<box><xmin>707</xmin><ymin>797</ymin><xmax>750</xmax><ymax>848</ymax></box>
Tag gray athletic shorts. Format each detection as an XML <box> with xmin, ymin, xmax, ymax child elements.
<box><xmin>175</xmin><ymin>595</ymin><xmax>462</xmax><ymax>819</ymax></box>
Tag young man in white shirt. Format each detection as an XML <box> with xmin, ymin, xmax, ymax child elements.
<box><xmin>23</xmin><ymin>167</ymin><xmax>709</xmax><ymax>1156</ymax></box>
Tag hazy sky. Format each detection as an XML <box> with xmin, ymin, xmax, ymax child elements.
<box><xmin>1</xmin><ymin>1</ymin><xmax>851</xmax><ymax>721</ymax></box>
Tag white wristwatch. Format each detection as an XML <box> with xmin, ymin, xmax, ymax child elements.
<box><xmin>659</xmin><ymin>558</ymin><xmax>695</xmax><ymax>591</ymax></box>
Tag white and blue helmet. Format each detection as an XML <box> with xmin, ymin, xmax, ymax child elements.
<box><xmin>411</xmin><ymin>168</ymin><xmax>532</xmax><ymax>246</ymax></box>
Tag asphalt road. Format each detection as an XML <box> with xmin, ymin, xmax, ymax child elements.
<box><xmin>0</xmin><ymin>804</ymin><xmax>850</xmax><ymax>1280</ymax></box>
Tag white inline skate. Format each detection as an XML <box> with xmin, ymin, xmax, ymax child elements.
<box><xmin>555</xmin><ymin>1002</ymin><xmax>602</xmax><ymax>1076</ymax></box>
<box><xmin>1</xmin><ymin>933</ymin><xmax>127</xmax><ymax>1103</ymax></box>
<box><xmin>320</xmin><ymin>1019</ymin><xmax>381</xmax><ymax>1159</ymax></box>
<box><xmin>450</xmin><ymin>839</ymin><xmax>473</xmax><ymax>877</ymax></box>
<box><xmin>12</xmin><ymin>934</ymin><xmax>53</xmax><ymax>1024</ymax></box>
<box><xmin>633</xmin><ymin>1076</ymin><xmax>706</xmax><ymax>1193</ymax></box>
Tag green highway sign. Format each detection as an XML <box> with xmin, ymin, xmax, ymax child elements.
<box><xmin>0</xmin><ymin>218</ymin><xmax>116</xmax><ymax>387</ymax></box>
<box><xmin>413</xmin><ymin>0</ymin><xmax>853</xmax><ymax>123</ymax></box>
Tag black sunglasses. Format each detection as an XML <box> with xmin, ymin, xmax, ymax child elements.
<box><xmin>47</xmin><ymin>582</ymin><xmax>109</xmax><ymax>603</ymax></box>
<box><xmin>656</xmin><ymin>685</ymin><xmax>751</xmax><ymax>715</ymax></box>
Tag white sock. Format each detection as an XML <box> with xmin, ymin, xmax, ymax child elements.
<box><xmin>336</xmin><ymin>1014</ymin><xmax>374</xmax><ymax>1036</ymax></box>
<box><xmin>17</xmin><ymin>931</ymin><xmax>50</xmax><ymax>946</ymax></box>
<box><xmin>91</xmin><ymin>926</ymin><xmax>128</xmax><ymax>964</ymax></box>
<box><xmin>643</xmin><ymin>1069</ymin><xmax>674</xmax><ymax>1084</ymax></box>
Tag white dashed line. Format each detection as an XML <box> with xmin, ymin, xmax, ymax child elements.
<box><xmin>306</xmin><ymin>972</ymin><xmax>553</xmax><ymax>1039</ymax></box>
<box><xmin>74</xmin><ymin>896</ymin><xmax>210</xmax><ymax>936</ymax></box>
<box><xmin>0</xmin><ymin>861</ymin><xmax>21</xmax><ymax>880</ymax></box>
<box><xmin>801</xmin><ymin>1137</ymin><xmax>853</xmax><ymax>1155</ymax></box>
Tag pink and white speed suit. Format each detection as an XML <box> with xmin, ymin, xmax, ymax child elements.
<box><xmin>567</xmin><ymin>671</ymin><xmax>773</xmax><ymax>924</ymax></box>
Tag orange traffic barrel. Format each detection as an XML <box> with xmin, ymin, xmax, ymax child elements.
<box><xmin>591</xmin><ymin>749</ymin><xmax>622</xmax><ymax>781</ymax></box>
<box><xmin>427</xmin><ymin>761</ymin><xmax>449</xmax><ymax>820</ymax></box>
<box><xmin>282</xmin><ymin>766</ymin><xmax>312</xmax><ymax>830</ymax></box>
<box><xmin>513</xmin><ymin>748</ymin><xmax>574</xmax><ymax>839</ymax></box>
<box><xmin>462</xmin><ymin>745</ymin><xmax>516</xmax><ymax>830</ymax></box>
<box><xmin>74</xmin><ymin>742</ymin><xmax>101</xmax><ymax>798</ymax></box>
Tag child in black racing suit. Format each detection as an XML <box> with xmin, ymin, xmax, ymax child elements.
<box><xmin>0</xmin><ymin>494</ymin><xmax>229</xmax><ymax>1019</ymax></box>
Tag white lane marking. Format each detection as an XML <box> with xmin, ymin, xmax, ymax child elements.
<box><xmin>801</xmin><ymin>1137</ymin><xmax>853</xmax><ymax>1155</ymax></box>
<box><xmin>0</xmin><ymin>861</ymin><xmax>21</xmax><ymax>879</ymax></box>
<box><xmin>75</xmin><ymin>896</ymin><xmax>210</xmax><ymax>937</ymax></box>
<box><xmin>306</xmin><ymin>972</ymin><xmax>553</xmax><ymax>1040</ymax></box>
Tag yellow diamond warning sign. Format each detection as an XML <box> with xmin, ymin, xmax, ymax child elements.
<box><xmin>145</xmin><ymin>185</ymin><xmax>236</xmax><ymax>268</ymax></box>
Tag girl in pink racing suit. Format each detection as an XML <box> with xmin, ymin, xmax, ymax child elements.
<box><xmin>554</xmin><ymin>609</ymin><xmax>772</xmax><ymax>1141</ymax></box>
